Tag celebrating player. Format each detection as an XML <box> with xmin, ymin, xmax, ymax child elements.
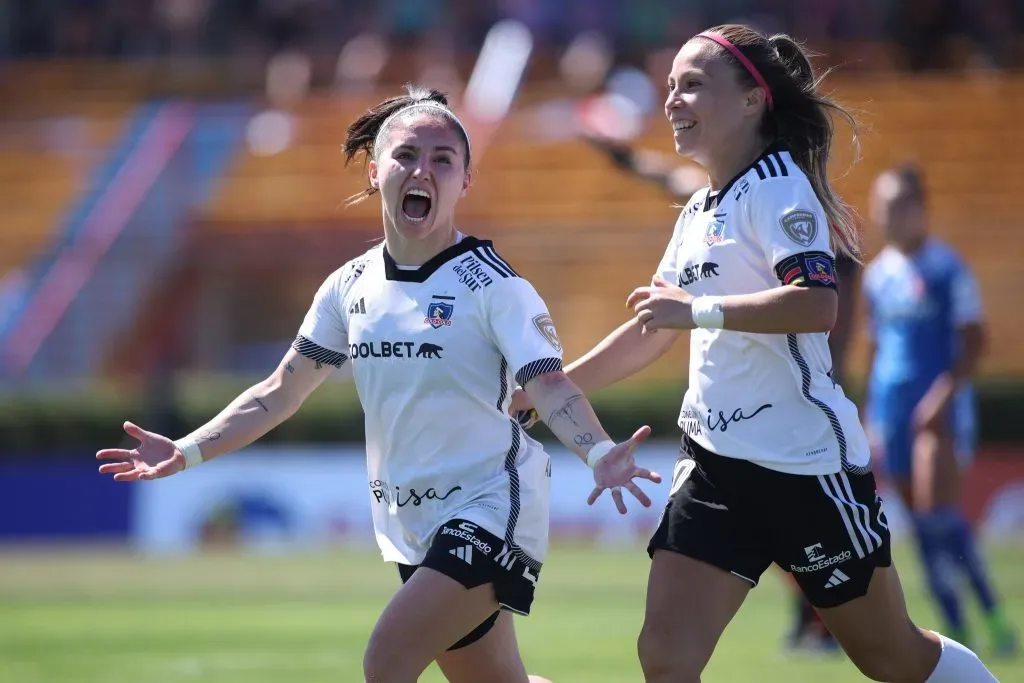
<box><xmin>582</xmin><ymin>127</ymin><xmax>859</xmax><ymax>655</ymax></box>
<box><xmin>514</xmin><ymin>24</ymin><xmax>997</xmax><ymax>683</ymax></box>
<box><xmin>96</xmin><ymin>85</ymin><xmax>660</xmax><ymax>683</ymax></box>
<box><xmin>864</xmin><ymin>163</ymin><xmax>1017</xmax><ymax>656</ymax></box>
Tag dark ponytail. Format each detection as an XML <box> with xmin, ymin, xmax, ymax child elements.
<box><xmin>341</xmin><ymin>84</ymin><xmax>469</xmax><ymax>206</ymax></box>
<box><xmin>702</xmin><ymin>25</ymin><xmax>862</xmax><ymax>261</ymax></box>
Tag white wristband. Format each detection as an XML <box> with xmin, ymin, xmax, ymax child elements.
<box><xmin>691</xmin><ymin>296</ymin><xmax>725</xmax><ymax>329</ymax></box>
<box><xmin>174</xmin><ymin>438</ymin><xmax>204</xmax><ymax>469</ymax></box>
<box><xmin>585</xmin><ymin>440</ymin><xmax>616</xmax><ymax>469</ymax></box>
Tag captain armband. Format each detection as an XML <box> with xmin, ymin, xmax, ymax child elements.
<box><xmin>774</xmin><ymin>251</ymin><xmax>838</xmax><ymax>290</ymax></box>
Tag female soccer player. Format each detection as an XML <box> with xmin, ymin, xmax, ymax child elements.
<box><xmin>515</xmin><ymin>24</ymin><xmax>997</xmax><ymax>683</ymax></box>
<box><xmin>583</xmin><ymin>129</ymin><xmax>860</xmax><ymax>654</ymax></box>
<box><xmin>95</xmin><ymin>86</ymin><xmax>661</xmax><ymax>683</ymax></box>
<box><xmin>864</xmin><ymin>163</ymin><xmax>1017</xmax><ymax>656</ymax></box>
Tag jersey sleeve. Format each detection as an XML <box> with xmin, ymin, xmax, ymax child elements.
<box><xmin>294</xmin><ymin>268</ymin><xmax>350</xmax><ymax>368</ymax></box>
<box><xmin>951</xmin><ymin>263</ymin><xmax>984</xmax><ymax>325</ymax></box>
<box><xmin>486</xmin><ymin>278</ymin><xmax>564</xmax><ymax>388</ymax></box>
<box><xmin>748</xmin><ymin>177</ymin><xmax>838</xmax><ymax>289</ymax></box>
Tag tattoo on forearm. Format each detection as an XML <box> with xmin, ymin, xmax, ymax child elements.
<box><xmin>574</xmin><ymin>433</ymin><xmax>594</xmax><ymax>448</ymax></box>
<box><xmin>547</xmin><ymin>393</ymin><xmax>585</xmax><ymax>428</ymax></box>
<box><xmin>254</xmin><ymin>397</ymin><xmax>269</xmax><ymax>412</ymax></box>
<box><xmin>199</xmin><ymin>430</ymin><xmax>221</xmax><ymax>442</ymax></box>
<box><xmin>285</xmin><ymin>362</ymin><xmax>295</xmax><ymax>374</ymax></box>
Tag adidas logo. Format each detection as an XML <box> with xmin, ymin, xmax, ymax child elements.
<box><xmin>824</xmin><ymin>568</ymin><xmax>850</xmax><ymax>589</ymax></box>
<box><xmin>449</xmin><ymin>544</ymin><xmax>473</xmax><ymax>565</ymax></box>
<box><xmin>348</xmin><ymin>298</ymin><xmax>366</xmax><ymax>315</ymax></box>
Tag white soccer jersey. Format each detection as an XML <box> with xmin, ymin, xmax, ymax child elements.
<box><xmin>296</xmin><ymin>235</ymin><xmax>561</xmax><ymax>570</ymax></box>
<box><xmin>656</xmin><ymin>147</ymin><xmax>870</xmax><ymax>475</ymax></box>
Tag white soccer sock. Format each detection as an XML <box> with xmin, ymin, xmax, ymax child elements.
<box><xmin>925</xmin><ymin>633</ymin><xmax>999</xmax><ymax>682</ymax></box>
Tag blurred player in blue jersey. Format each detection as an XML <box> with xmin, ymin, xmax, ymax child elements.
<box><xmin>864</xmin><ymin>163</ymin><xmax>1017</xmax><ymax>656</ymax></box>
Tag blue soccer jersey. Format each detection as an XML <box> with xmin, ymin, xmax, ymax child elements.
<box><xmin>863</xmin><ymin>239</ymin><xmax>983</xmax><ymax>475</ymax></box>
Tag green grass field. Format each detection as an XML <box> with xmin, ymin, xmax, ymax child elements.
<box><xmin>1</xmin><ymin>542</ymin><xmax>1021</xmax><ymax>682</ymax></box>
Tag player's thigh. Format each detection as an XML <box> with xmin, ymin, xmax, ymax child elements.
<box><xmin>778</xmin><ymin>469</ymin><xmax>892</xmax><ymax>610</ymax></box>
<box><xmin>640</xmin><ymin>550</ymin><xmax>751</xmax><ymax>678</ymax></box>
<box><xmin>641</xmin><ymin>445</ymin><xmax>765</xmax><ymax>677</ymax></box>
<box><xmin>817</xmin><ymin>565</ymin><xmax>941</xmax><ymax>682</ymax></box>
<box><xmin>365</xmin><ymin>565</ymin><xmax>500</xmax><ymax>682</ymax></box>
<box><xmin>773</xmin><ymin>469</ymin><xmax>938</xmax><ymax>680</ymax></box>
<box><xmin>435</xmin><ymin>611</ymin><xmax>531</xmax><ymax>683</ymax></box>
<box><xmin>366</xmin><ymin>517</ymin><xmax>540</xmax><ymax>680</ymax></box>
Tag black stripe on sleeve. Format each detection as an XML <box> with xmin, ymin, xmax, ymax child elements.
<box><xmin>514</xmin><ymin>357</ymin><xmax>563</xmax><ymax>387</ymax></box>
<box><xmin>754</xmin><ymin>163</ymin><xmax>767</xmax><ymax>180</ymax></box>
<box><xmin>763</xmin><ymin>156</ymin><xmax>778</xmax><ymax>177</ymax></box>
<box><xmin>292</xmin><ymin>334</ymin><xmax>349</xmax><ymax>368</ymax></box>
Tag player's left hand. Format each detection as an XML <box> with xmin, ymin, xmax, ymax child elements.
<box><xmin>587</xmin><ymin>425</ymin><xmax>663</xmax><ymax>514</ymax></box>
<box><xmin>627</xmin><ymin>277</ymin><xmax>695</xmax><ymax>334</ymax></box>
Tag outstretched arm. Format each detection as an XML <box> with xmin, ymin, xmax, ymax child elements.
<box><xmin>97</xmin><ymin>347</ymin><xmax>350</xmax><ymax>480</ymax></box>
<box><xmin>174</xmin><ymin>346</ymin><xmax>349</xmax><ymax>462</ymax></box>
<box><xmin>524</xmin><ymin>369</ymin><xmax>660</xmax><ymax>513</ymax></box>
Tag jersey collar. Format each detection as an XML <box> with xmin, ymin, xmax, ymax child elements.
<box><xmin>702</xmin><ymin>141</ymin><xmax>789</xmax><ymax>212</ymax></box>
<box><xmin>383</xmin><ymin>235</ymin><xmax>484</xmax><ymax>282</ymax></box>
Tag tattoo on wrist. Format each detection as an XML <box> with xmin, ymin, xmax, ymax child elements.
<box><xmin>547</xmin><ymin>393</ymin><xmax>585</xmax><ymax>428</ymax></box>
<box><xmin>199</xmin><ymin>430</ymin><xmax>221</xmax><ymax>442</ymax></box>
<box><xmin>254</xmin><ymin>397</ymin><xmax>269</xmax><ymax>413</ymax></box>
<box><xmin>574</xmin><ymin>433</ymin><xmax>594</xmax><ymax>448</ymax></box>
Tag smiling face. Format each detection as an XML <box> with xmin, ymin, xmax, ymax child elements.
<box><xmin>368</xmin><ymin>113</ymin><xmax>470</xmax><ymax>241</ymax></box>
<box><xmin>664</xmin><ymin>38</ymin><xmax>765</xmax><ymax>169</ymax></box>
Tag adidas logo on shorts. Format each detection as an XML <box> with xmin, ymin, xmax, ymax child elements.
<box><xmin>824</xmin><ymin>568</ymin><xmax>850</xmax><ymax>589</ymax></box>
<box><xmin>449</xmin><ymin>544</ymin><xmax>474</xmax><ymax>565</ymax></box>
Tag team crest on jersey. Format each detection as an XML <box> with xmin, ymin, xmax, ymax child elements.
<box><xmin>704</xmin><ymin>221</ymin><xmax>726</xmax><ymax>246</ymax></box>
<box><xmin>532</xmin><ymin>313</ymin><xmax>562</xmax><ymax>352</ymax></box>
<box><xmin>805</xmin><ymin>255</ymin><xmax>836</xmax><ymax>286</ymax></box>
<box><xmin>780</xmin><ymin>209</ymin><xmax>818</xmax><ymax>247</ymax></box>
<box><xmin>425</xmin><ymin>299</ymin><xmax>454</xmax><ymax>328</ymax></box>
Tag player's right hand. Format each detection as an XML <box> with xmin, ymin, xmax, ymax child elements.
<box><xmin>96</xmin><ymin>421</ymin><xmax>184</xmax><ymax>482</ymax></box>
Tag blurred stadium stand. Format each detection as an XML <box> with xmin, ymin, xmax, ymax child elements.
<box><xmin>1</xmin><ymin>0</ymin><xmax>1024</xmax><ymax>403</ymax></box>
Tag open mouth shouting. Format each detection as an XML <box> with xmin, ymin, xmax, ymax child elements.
<box><xmin>402</xmin><ymin>188</ymin><xmax>432</xmax><ymax>223</ymax></box>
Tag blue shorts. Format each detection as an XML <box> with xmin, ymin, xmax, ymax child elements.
<box><xmin>868</xmin><ymin>383</ymin><xmax>977</xmax><ymax>481</ymax></box>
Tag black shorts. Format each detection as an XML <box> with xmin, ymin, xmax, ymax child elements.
<box><xmin>648</xmin><ymin>437</ymin><xmax>892</xmax><ymax>608</ymax></box>
<box><xmin>397</xmin><ymin>518</ymin><xmax>542</xmax><ymax>650</ymax></box>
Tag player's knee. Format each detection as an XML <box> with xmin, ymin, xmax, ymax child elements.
<box><xmin>637</xmin><ymin>622</ymin><xmax>704</xmax><ymax>683</ymax></box>
<box><xmin>362</xmin><ymin>637</ymin><xmax>414</xmax><ymax>683</ymax></box>
<box><xmin>843</xmin><ymin>630</ymin><xmax>937</xmax><ymax>683</ymax></box>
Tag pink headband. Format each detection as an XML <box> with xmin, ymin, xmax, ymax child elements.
<box><xmin>696</xmin><ymin>32</ymin><xmax>774</xmax><ymax>111</ymax></box>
